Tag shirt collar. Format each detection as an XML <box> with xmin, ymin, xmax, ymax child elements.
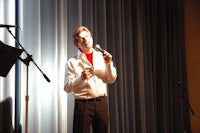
<box><xmin>77</xmin><ymin>48</ymin><xmax>96</xmax><ymax>59</ymax></box>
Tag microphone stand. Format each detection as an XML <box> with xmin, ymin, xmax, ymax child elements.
<box><xmin>6</xmin><ymin>27</ymin><xmax>50</xmax><ymax>133</ymax></box>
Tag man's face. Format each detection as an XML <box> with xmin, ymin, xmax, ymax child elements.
<box><xmin>77</xmin><ymin>31</ymin><xmax>93</xmax><ymax>51</ymax></box>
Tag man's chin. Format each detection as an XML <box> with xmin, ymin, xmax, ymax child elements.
<box><xmin>85</xmin><ymin>44</ymin><xmax>93</xmax><ymax>48</ymax></box>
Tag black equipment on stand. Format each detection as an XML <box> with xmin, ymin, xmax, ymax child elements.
<box><xmin>0</xmin><ymin>41</ymin><xmax>23</xmax><ymax>77</ymax></box>
<box><xmin>1</xmin><ymin>25</ymin><xmax>50</xmax><ymax>133</ymax></box>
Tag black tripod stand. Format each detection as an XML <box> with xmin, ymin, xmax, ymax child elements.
<box><xmin>5</xmin><ymin>27</ymin><xmax>50</xmax><ymax>133</ymax></box>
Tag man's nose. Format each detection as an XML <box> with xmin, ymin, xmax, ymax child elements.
<box><xmin>82</xmin><ymin>37</ymin><xmax>86</xmax><ymax>42</ymax></box>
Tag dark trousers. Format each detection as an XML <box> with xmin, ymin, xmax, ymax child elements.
<box><xmin>73</xmin><ymin>97</ymin><xmax>109</xmax><ymax>133</ymax></box>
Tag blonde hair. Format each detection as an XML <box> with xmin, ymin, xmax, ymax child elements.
<box><xmin>73</xmin><ymin>26</ymin><xmax>92</xmax><ymax>47</ymax></box>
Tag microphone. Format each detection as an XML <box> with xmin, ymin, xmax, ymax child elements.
<box><xmin>0</xmin><ymin>24</ymin><xmax>17</xmax><ymax>28</ymax></box>
<box><xmin>95</xmin><ymin>44</ymin><xmax>114</xmax><ymax>63</ymax></box>
<box><xmin>94</xmin><ymin>44</ymin><xmax>103</xmax><ymax>53</ymax></box>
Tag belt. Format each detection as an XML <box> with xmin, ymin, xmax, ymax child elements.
<box><xmin>75</xmin><ymin>96</ymin><xmax>106</xmax><ymax>102</ymax></box>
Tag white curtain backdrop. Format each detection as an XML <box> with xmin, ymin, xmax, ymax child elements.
<box><xmin>0</xmin><ymin>0</ymin><xmax>17</xmax><ymax>130</ymax></box>
<box><xmin>1</xmin><ymin>0</ymin><xmax>73</xmax><ymax>132</ymax></box>
<box><xmin>20</xmin><ymin>0</ymin><xmax>71</xmax><ymax>132</ymax></box>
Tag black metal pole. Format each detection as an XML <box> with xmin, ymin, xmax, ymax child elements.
<box><xmin>15</xmin><ymin>0</ymin><xmax>21</xmax><ymax>132</ymax></box>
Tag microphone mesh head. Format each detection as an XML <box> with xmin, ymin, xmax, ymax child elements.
<box><xmin>94</xmin><ymin>44</ymin><xmax>102</xmax><ymax>52</ymax></box>
<box><xmin>95</xmin><ymin>44</ymin><xmax>100</xmax><ymax>49</ymax></box>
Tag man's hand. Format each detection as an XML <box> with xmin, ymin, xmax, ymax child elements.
<box><xmin>103</xmin><ymin>50</ymin><xmax>112</xmax><ymax>63</ymax></box>
<box><xmin>81</xmin><ymin>68</ymin><xmax>94</xmax><ymax>80</ymax></box>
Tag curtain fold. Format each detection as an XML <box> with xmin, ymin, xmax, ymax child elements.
<box><xmin>0</xmin><ymin>1</ymin><xmax>16</xmax><ymax>132</ymax></box>
<box><xmin>0</xmin><ymin>0</ymin><xmax>191</xmax><ymax>132</ymax></box>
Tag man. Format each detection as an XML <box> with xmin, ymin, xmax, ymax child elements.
<box><xmin>64</xmin><ymin>26</ymin><xmax>117</xmax><ymax>133</ymax></box>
